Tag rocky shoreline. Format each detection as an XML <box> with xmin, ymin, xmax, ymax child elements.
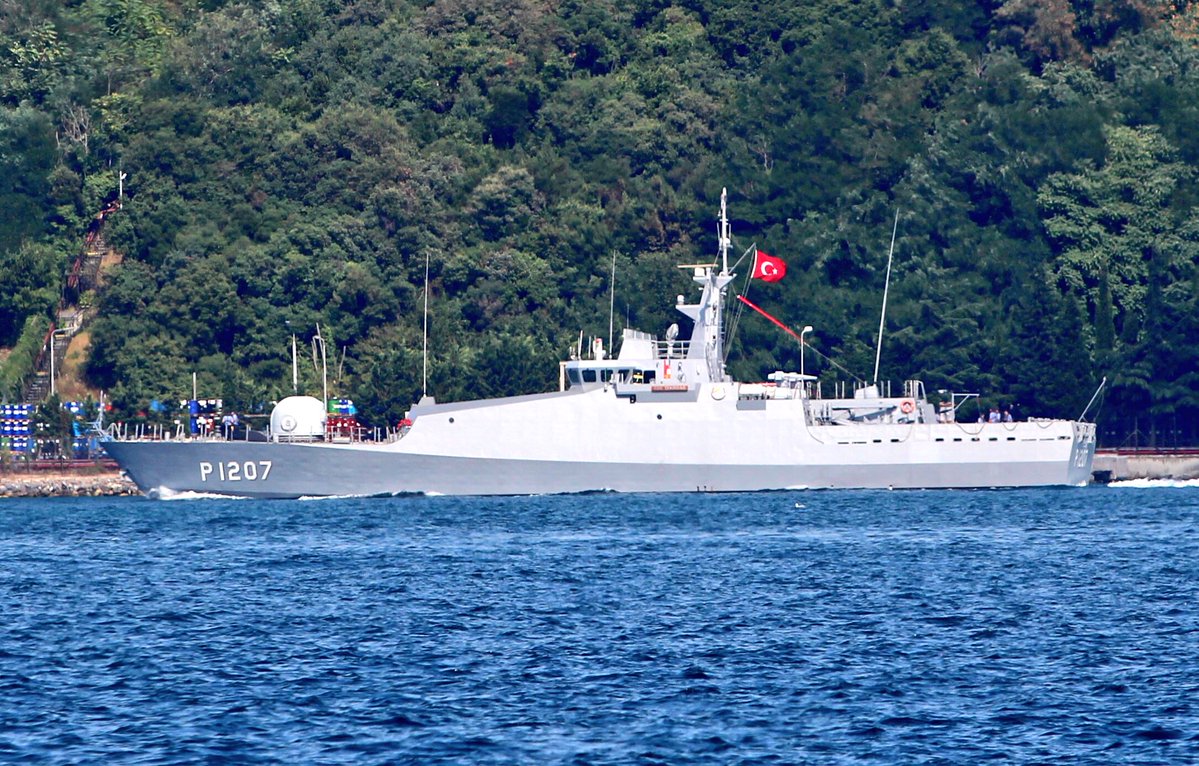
<box><xmin>0</xmin><ymin>469</ymin><xmax>139</xmax><ymax>498</ymax></box>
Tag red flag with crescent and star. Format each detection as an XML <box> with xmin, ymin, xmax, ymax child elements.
<box><xmin>752</xmin><ymin>250</ymin><xmax>786</xmax><ymax>282</ymax></box>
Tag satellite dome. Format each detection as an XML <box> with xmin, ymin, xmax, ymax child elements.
<box><xmin>270</xmin><ymin>396</ymin><xmax>326</xmax><ymax>441</ymax></box>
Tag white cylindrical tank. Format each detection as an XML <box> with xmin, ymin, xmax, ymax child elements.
<box><xmin>270</xmin><ymin>396</ymin><xmax>326</xmax><ymax>441</ymax></box>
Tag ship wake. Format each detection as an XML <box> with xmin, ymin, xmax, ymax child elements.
<box><xmin>152</xmin><ymin>487</ymin><xmax>253</xmax><ymax>501</ymax></box>
<box><xmin>1108</xmin><ymin>478</ymin><xmax>1199</xmax><ymax>489</ymax></box>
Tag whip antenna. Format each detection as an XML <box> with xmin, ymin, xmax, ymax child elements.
<box><xmin>873</xmin><ymin>210</ymin><xmax>900</xmax><ymax>385</ymax></box>
<box><xmin>422</xmin><ymin>252</ymin><xmax>430</xmax><ymax>398</ymax></box>
<box><xmin>1079</xmin><ymin>376</ymin><xmax>1107</xmax><ymax>421</ymax></box>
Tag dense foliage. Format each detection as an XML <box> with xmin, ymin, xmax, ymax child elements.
<box><xmin>0</xmin><ymin>314</ymin><xmax>51</xmax><ymax>401</ymax></box>
<box><xmin>4</xmin><ymin>0</ymin><xmax>1199</xmax><ymax>445</ymax></box>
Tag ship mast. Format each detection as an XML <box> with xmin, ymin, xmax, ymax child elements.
<box><xmin>675</xmin><ymin>189</ymin><xmax>736</xmax><ymax>383</ymax></box>
<box><xmin>719</xmin><ymin>187</ymin><xmax>731</xmax><ymax>275</ymax></box>
<box><xmin>703</xmin><ymin>190</ymin><xmax>734</xmax><ymax>381</ymax></box>
<box><xmin>706</xmin><ymin>189</ymin><xmax>733</xmax><ymax>381</ymax></box>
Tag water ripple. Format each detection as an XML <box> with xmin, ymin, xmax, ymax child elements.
<box><xmin>0</xmin><ymin>488</ymin><xmax>1196</xmax><ymax>762</ymax></box>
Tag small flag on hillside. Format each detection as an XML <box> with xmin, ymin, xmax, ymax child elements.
<box><xmin>752</xmin><ymin>250</ymin><xmax>786</xmax><ymax>282</ymax></box>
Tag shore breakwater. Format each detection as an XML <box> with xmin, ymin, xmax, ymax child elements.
<box><xmin>0</xmin><ymin>470</ymin><xmax>138</xmax><ymax>497</ymax></box>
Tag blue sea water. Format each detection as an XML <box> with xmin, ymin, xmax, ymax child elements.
<box><xmin>0</xmin><ymin>486</ymin><xmax>1196</xmax><ymax>764</ymax></box>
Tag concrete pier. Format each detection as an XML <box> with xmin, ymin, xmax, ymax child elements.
<box><xmin>1092</xmin><ymin>450</ymin><xmax>1199</xmax><ymax>483</ymax></box>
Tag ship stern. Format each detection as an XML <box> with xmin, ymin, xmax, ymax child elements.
<box><xmin>1069</xmin><ymin>421</ymin><xmax>1098</xmax><ymax>485</ymax></box>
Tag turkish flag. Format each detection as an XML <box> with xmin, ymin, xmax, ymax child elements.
<box><xmin>752</xmin><ymin>250</ymin><xmax>786</xmax><ymax>282</ymax></box>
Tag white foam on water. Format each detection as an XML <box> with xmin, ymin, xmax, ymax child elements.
<box><xmin>297</xmin><ymin>491</ymin><xmax>432</xmax><ymax>500</ymax></box>
<box><xmin>153</xmin><ymin>487</ymin><xmax>252</xmax><ymax>500</ymax></box>
<box><xmin>1108</xmin><ymin>478</ymin><xmax>1199</xmax><ymax>489</ymax></box>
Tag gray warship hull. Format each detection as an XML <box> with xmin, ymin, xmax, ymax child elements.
<box><xmin>103</xmin><ymin>385</ymin><xmax>1096</xmax><ymax>498</ymax></box>
<box><xmin>104</xmin><ymin>441</ymin><xmax>1095</xmax><ymax>499</ymax></box>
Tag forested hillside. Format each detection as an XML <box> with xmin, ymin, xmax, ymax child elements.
<box><xmin>4</xmin><ymin>0</ymin><xmax>1199</xmax><ymax>445</ymax></box>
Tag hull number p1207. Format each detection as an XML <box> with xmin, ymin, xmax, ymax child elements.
<box><xmin>200</xmin><ymin>461</ymin><xmax>273</xmax><ymax>482</ymax></box>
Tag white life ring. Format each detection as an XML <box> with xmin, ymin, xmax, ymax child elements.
<box><xmin>900</xmin><ymin>400</ymin><xmax>915</xmax><ymax>414</ymax></box>
<box><xmin>280</xmin><ymin>415</ymin><xmax>297</xmax><ymax>432</ymax></box>
<box><xmin>711</xmin><ymin>385</ymin><xmax>726</xmax><ymax>401</ymax></box>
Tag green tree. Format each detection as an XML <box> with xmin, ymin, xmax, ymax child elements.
<box><xmin>0</xmin><ymin>20</ymin><xmax>70</xmax><ymax>105</ymax></box>
<box><xmin>0</xmin><ymin>241</ymin><xmax>60</xmax><ymax>345</ymax></box>
<box><xmin>469</xmin><ymin>332</ymin><xmax>558</xmax><ymax>398</ymax></box>
<box><xmin>34</xmin><ymin>393</ymin><xmax>74</xmax><ymax>456</ymax></box>
<box><xmin>0</xmin><ymin>107</ymin><xmax>56</xmax><ymax>251</ymax></box>
<box><xmin>347</xmin><ymin>324</ymin><xmax>423</xmax><ymax>429</ymax></box>
<box><xmin>84</xmin><ymin>0</ymin><xmax>175</xmax><ymax>90</ymax></box>
<box><xmin>1004</xmin><ymin>270</ymin><xmax>1095</xmax><ymax>418</ymax></box>
<box><xmin>1039</xmin><ymin>125</ymin><xmax>1198</xmax><ymax>335</ymax></box>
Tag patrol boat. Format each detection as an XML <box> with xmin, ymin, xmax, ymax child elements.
<box><xmin>102</xmin><ymin>192</ymin><xmax>1096</xmax><ymax>498</ymax></box>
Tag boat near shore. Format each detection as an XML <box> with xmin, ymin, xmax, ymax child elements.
<box><xmin>103</xmin><ymin>192</ymin><xmax>1096</xmax><ymax>498</ymax></box>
